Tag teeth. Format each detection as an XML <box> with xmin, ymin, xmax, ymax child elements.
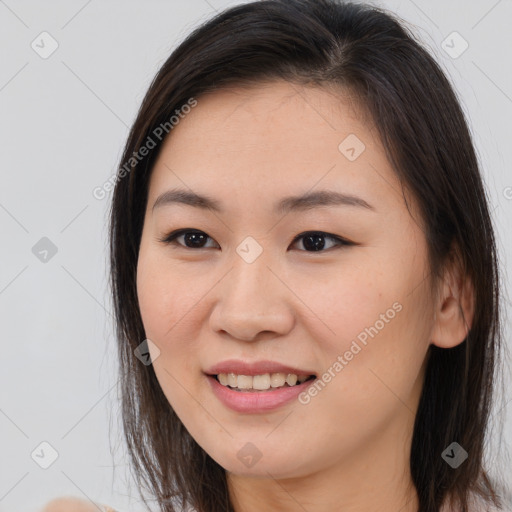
<box><xmin>227</xmin><ymin>373</ymin><xmax>237</xmax><ymax>387</ymax></box>
<box><xmin>253</xmin><ymin>374</ymin><xmax>271</xmax><ymax>390</ymax></box>
<box><xmin>270</xmin><ymin>372</ymin><xmax>286</xmax><ymax>387</ymax></box>
<box><xmin>286</xmin><ymin>374</ymin><xmax>297</xmax><ymax>386</ymax></box>
<box><xmin>216</xmin><ymin>372</ymin><xmax>312</xmax><ymax>391</ymax></box>
<box><xmin>237</xmin><ymin>375</ymin><xmax>252</xmax><ymax>389</ymax></box>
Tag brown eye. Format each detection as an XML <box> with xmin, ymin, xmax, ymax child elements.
<box><xmin>159</xmin><ymin>229</ymin><xmax>219</xmax><ymax>249</ymax></box>
<box><xmin>290</xmin><ymin>231</ymin><xmax>352</xmax><ymax>252</ymax></box>
<box><xmin>159</xmin><ymin>229</ymin><xmax>353</xmax><ymax>252</ymax></box>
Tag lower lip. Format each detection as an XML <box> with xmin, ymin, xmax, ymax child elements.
<box><xmin>206</xmin><ymin>375</ymin><xmax>316</xmax><ymax>413</ymax></box>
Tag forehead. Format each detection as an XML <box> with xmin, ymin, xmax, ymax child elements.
<box><xmin>147</xmin><ymin>80</ymin><xmax>401</xmax><ymax>213</ymax></box>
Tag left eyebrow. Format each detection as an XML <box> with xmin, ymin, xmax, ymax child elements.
<box><xmin>275</xmin><ymin>190</ymin><xmax>375</xmax><ymax>214</ymax></box>
<box><xmin>151</xmin><ymin>188</ymin><xmax>376</xmax><ymax>214</ymax></box>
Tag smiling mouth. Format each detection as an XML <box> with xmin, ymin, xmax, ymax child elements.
<box><xmin>212</xmin><ymin>373</ymin><xmax>316</xmax><ymax>392</ymax></box>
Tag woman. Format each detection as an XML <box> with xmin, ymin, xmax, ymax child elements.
<box><xmin>43</xmin><ymin>0</ymin><xmax>510</xmax><ymax>510</ymax></box>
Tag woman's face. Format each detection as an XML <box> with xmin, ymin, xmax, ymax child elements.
<box><xmin>136</xmin><ymin>80</ymin><xmax>435</xmax><ymax>481</ymax></box>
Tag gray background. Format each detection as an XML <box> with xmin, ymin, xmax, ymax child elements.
<box><xmin>0</xmin><ymin>1</ymin><xmax>511</xmax><ymax>511</ymax></box>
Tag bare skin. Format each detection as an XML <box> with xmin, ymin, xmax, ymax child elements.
<box><xmin>130</xmin><ymin>80</ymin><xmax>473</xmax><ymax>512</ymax></box>
<box><xmin>40</xmin><ymin>497</ymin><xmax>108</xmax><ymax>511</ymax></box>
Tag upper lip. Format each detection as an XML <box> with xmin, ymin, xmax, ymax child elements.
<box><xmin>205</xmin><ymin>359</ymin><xmax>316</xmax><ymax>377</ymax></box>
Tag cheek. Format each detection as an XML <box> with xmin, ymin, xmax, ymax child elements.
<box><xmin>305</xmin><ymin>254</ymin><xmax>432</xmax><ymax>403</ymax></box>
<box><xmin>137</xmin><ymin>247</ymin><xmax>199</xmax><ymax>342</ymax></box>
<box><xmin>137</xmin><ymin>264</ymin><xmax>181</xmax><ymax>393</ymax></box>
<box><xmin>294</xmin><ymin>261</ymin><xmax>400</xmax><ymax>360</ymax></box>
<box><xmin>136</xmin><ymin>251</ymin><xmax>170</xmax><ymax>339</ymax></box>
<box><xmin>136</xmin><ymin>249</ymin><xmax>203</xmax><ymax>409</ymax></box>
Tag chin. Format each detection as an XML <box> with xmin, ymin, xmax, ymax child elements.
<box><xmin>205</xmin><ymin>445</ymin><xmax>310</xmax><ymax>479</ymax></box>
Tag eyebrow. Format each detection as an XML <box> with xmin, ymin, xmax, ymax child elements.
<box><xmin>152</xmin><ymin>188</ymin><xmax>375</xmax><ymax>214</ymax></box>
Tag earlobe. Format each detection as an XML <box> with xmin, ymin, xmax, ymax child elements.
<box><xmin>431</xmin><ymin>250</ymin><xmax>474</xmax><ymax>349</ymax></box>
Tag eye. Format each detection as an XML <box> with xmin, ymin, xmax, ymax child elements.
<box><xmin>158</xmin><ymin>229</ymin><xmax>219</xmax><ymax>249</ymax></box>
<box><xmin>290</xmin><ymin>231</ymin><xmax>353</xmax><ymax>252</ymax></box>
<box><xmin>159</xmin><ymin>229</ymin><xmax>354</xmax><ymax>252</ymax></box>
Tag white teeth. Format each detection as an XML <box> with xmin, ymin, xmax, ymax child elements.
<box><xmin>253</xmin><ymin>374</ymin><xmax>271</xmax><ymax>390</ymax></box>
<box><xmin>227</xmin><ymin>373</ymin><xmax>237</xmax><ymax>387</ymax></box>
<box><xmin>270</xmin><ymin>372</ymin><xmax>286</xmax><ymax>387</ymax></box>
<box><xmin>237</xmin><ymin>375</ymin><xmax>252</xmax><ymax>389</ymax></box>
<box><xmin>216</xmin><ymin>372</ymin><xmax>312</xmax><ymax>391</ymax></box>
<box><xmin>286</xmin><ymin>374</ymin><xmax>298</xmax><ymax>386</ymax></box>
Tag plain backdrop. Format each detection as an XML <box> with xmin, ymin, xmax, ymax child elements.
<box><xmin>0</xmin><ymin>1</ymin><xmax>511</xmax><ymax>511</ymax></box>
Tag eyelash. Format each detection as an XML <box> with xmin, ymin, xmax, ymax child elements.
<box><xmin>157</xmin><ymin>229</ymin><xmax>354</xmax><ymax>252</ymax></box>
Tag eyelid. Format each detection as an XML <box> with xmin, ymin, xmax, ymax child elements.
<box><xmin>158</xmin><ymin>228</ymin><xmax>355</xmax><ymax>251</ymax></box>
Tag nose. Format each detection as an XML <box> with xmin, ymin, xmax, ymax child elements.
<box><xmin>208</xmin><ymin>253</ymin><xmax>295</xmax><ymax>342</ymax></box>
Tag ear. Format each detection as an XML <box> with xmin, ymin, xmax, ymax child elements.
<box><xmin>431</xmin><ymin>245</ymin><xmax>475</xmax><ymax>349</ymax></box>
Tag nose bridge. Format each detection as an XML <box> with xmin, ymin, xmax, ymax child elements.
<box><xmin>226</xmin><ymin>232</ymin><xmax>274</xmax><ymax>296</ymax></box>
<box><xmin>227</xmin><ymin>245</ymin><xmax>276</xmax><ymax>309</ymax></box>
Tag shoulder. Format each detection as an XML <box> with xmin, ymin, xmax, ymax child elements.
<box><xmin>41</xmin><ymin>497</ymin><xmax>116</xmax><ymax>512</ymax></box>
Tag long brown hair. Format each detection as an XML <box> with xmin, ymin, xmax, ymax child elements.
<box><xmin>108</xmin><ymin>1</ymin><xmax>507</xmax><ymax>510</ymax></box>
